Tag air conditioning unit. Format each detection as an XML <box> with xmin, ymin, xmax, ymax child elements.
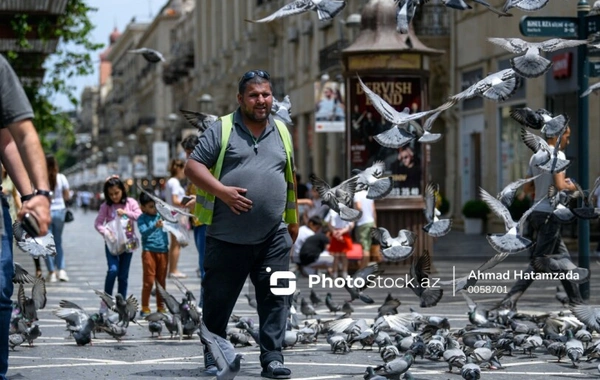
<box><xmin>287</xmin><ymin>27</ymin><xmax>299</xmax><ymax>43</ymax></box>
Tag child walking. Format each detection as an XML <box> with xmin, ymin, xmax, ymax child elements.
<box><xmin>94</xmin><ymin>176</ymin><xmax>142</xmax><ymax>314</ymax></box>
<box><xmin>137</xmin><ymin>191</ymin><xmax>169</xmax><ymax>317</ymax></box>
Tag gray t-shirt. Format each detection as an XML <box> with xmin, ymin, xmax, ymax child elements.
<box><xmin>190</xmin><ymin>109</ymin><xmax>290</xmax><ymax>244</ymax></box>
<box><xmin>0</xmin><ymin>54</ymin><xmax>34</xmax><ymax>128</ymax></box>
<box><xmin>526</xmin><ymin>145</ymin><xmax>565</xmax><ymax>213</ymax></box>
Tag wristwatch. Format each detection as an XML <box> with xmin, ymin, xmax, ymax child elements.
<box><xmin>34</xmin><ymin>189</ymin><xmax>53</xmax><ymax>199</ymax></box>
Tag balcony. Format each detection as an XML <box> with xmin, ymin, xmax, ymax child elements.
<box><xmin>0</xmin><ymin>0</ymin><xmax>69</xmax><ymax>15</ymax></box>
<box><xmin>319</xmin><ymin>40</ymin><xmax>349</xmax><ymax>73</ymax></box>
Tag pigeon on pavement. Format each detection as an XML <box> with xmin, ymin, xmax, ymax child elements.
<box><xmin>245</xmin><ymin>0</ymin><xmax>346</xmax><ymax>23</ymax></box>
<box><xmin>127</xmin><ymin>48</ymin><xmax>165</xmax><ymax>63</ymax></box>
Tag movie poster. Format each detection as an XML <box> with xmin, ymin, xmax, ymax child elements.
<box><xmin>348</xmin><ymin>76</ymin><xmax>424</xmax><ymax>196</ymax></box>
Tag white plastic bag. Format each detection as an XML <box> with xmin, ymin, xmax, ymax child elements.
<box><xmin>104</xmin><ymin>216</ymin><xmax>128</xmax><ymax>255</ymax></box>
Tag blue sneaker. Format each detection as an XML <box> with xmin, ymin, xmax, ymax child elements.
<box><xmin>204</xmin><ymin>346</ymin><xmax>217</xmax><ymax>375</ymax></box>
<box><xmin>139</xmin><ymin>310</ymin><xmax>150</xmax><ymax>318</ymax></box>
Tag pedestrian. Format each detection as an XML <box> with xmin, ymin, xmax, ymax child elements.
<box><xmin>165</xmin><ymin>158</ymin><xmax>188</xmax><ymax>279</ymax></box>
<box><xmin>292</xmin><ymin>215</ymin><xmax>323</xmax><ymax>274</ymax></box>
<box><xmin>94</xmin><ymin>176</ymin><xmax>142</xmax><ymax>314</ymax></box>
<box><xmin>137</xmin><ymin>191</ymin><xmax>169</xmax><ymax>317</ymax></box>
<box><xmin>325</xmin><ymin>208</ymin><xmax>354</xmax><ymax>279</ymax></box>
<box><xmin>353</xmin><ymin>189</ymin><xmax>377</xmax><ymax>269</ymax></box>
<box><xmin>0</xmin><ymin>53</ymin><xmax>52</xmax><ymax>380</ymax></box>
<box><xmin>292</xmin><ymin>215</ymin><xmax>333</xmax><ymax>276</ymax></box>
<box><xmin>499</xmin><ymin>125</ymin><xmax>582</xmax><ymax>309</ymax></box>
<box><xmin>42</xmin><ymin>154</ymin><xmax>71</xmax><ymax>282</ymax></box>
<box><xmin>181</xmin><ymin>135</ymin><xmax>206</xmax><ymax>304</ymax></box>
<box><xmin>184</xmin><ymin>69</ymin><xmax>298</xmax><ymax>379</ymax></box>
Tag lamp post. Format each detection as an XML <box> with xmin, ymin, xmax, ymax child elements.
<box><xmin>144</xmin><ymin>127</ymin><xmax>154</xmax><ymax>179</ymax></box>
<box><xmin>198</xmin><ymin>93</ymin><xmax>213</xmax><ymax>113</ymax></box>
<box><xmin>167</xmin><ymin>113</ymin><xmax>179</xmax><ymax>160</ymax></box>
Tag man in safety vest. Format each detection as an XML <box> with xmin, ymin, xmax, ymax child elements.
<box><xmin>184</xmin><ymin>69</ymin><xmax>298</xmax><ymax>379</ymax></box>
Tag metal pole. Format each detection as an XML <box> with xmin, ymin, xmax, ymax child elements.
<box><xmin>577</xmin><ymin>0</ymin><xmax>590</xmax><ymax>300</ymax></box>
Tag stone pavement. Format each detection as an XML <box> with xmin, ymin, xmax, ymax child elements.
<box><xmin>5</xmin><ymin>208</ymin><xmax>600</xmax><ymax>379</ymax></box>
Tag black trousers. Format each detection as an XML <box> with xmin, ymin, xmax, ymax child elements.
<box><xmin>202</xmin><ymin>227</ymin><xmax>293</xmax><ymax>368</ymax></box>
<box><xmin>505</xmin><ymin>211</ymin><xmax>582</xmax><ymax>303</ymax></box>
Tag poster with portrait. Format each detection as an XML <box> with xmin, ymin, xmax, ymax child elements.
<box><xmin>348</xmin><ymin>76</ymin><xmax>423</xmax><ymax>197</ymax></box>
<box><xmin>314</xmin><ymin>80</ymin><xmax>346</xmax><ymax>133</ymax></box>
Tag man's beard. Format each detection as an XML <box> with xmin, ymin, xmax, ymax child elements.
<box><xmin>243</xmin><ymin>108</ymin><xmax>269</xmax><ymax>123</ymax></box>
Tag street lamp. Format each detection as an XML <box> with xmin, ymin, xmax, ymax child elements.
<box><xmin>198</xmin><ymin>93</ymin><xmax>213</xmax><ymax>112</ymax></box>
<box><xmin>144</xmin><ymin>127</ymin><xmax>154</xmax><ymax>178</ymax></box>
<box><xmin>167</xmin><ymin>113</ymin><xmax>179</xmax><ymax>160</ymax></box>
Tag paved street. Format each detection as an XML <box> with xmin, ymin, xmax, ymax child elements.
<box><xmin>6</xmin><ymin>208</ymin><xmax>600</xmax><ymax>379</ymax></box>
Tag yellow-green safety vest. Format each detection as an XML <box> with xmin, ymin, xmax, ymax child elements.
<box><xmin>194</xmin><ymin>112</ymin><xmax>298</xmax><ymax>225</ymax></box>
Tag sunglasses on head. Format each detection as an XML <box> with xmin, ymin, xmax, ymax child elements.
<box><xmin>239</xmin><ymin>70</ymin><xmax>270</xmax><ymax>84</ymax></box>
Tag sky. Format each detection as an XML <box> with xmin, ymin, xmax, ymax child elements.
<box><xmin>52</xmin><ymin>0</ymin><xmax>167</xmax><ymax>111</ymax></box>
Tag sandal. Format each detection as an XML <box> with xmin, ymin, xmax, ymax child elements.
<box><xmin>261</xmin><ymin>361</ymin><xmax>291</xmax><ymax>379</ymax></box>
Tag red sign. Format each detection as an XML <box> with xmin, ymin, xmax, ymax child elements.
<box><xmin>552</xmin><ymin>52</ymin><xmax>572</xmax><ymax>79</ymax></box>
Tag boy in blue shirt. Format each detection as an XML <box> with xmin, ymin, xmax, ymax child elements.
<box><xmin>137</xmin><ymin>192</ymin><xmax>169</xmax><ymax>317</ymax></box>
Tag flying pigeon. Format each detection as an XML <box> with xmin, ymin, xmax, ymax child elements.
<box><xmin>245</xmin><ymin>0</ymin><xmax>346</xmax><ymax>23</ymax></box>
<box><xmin>12</xmin><ymin>262</ymin><xmax>35</xmax><ymax>284</ymax></box>
<box><xmin>520</xmin><ymin>128</ymin><xmax>569</xmax><ymax>174</ymax></box>
<box><xmin>137</xmin><ymin>185</ymin><xmax>194</xmax><ymax>223</ymax></box>
<box><xmin>53</xmin><ymin>300</ymin><xmax>102</xmax><ymax>345</ymax></box>
<box><xmin>371</xmin><ymin>227</ymin><xmax>417</xmax><ymax>261</ymax></box>
<box><xmin>350</xmin><ymin>161</ymin><xmax>394</xmax><ymax>200</ymax></box>
<box><xmin>536</xmin><ymin>127</ymin><xmax>570</xmax><ymax>174</ymax></box>
<box><xmin>496</xmin><ymin>175</ymin><xmax>540</xmax><ymax>207</ymax></box>
<box><xmin>447</xmin><ymin>68</ymin><xmax>521</xmax><ymax>103</ymax></box>
<box><xmin>510</xmin><ymin>107</ymin><xmax>552</xmax><ymax>130</ymax></box>
<box><xmin>423</xmin><ymin>182</ymin><xmax>452</xmax><ymax>237</ymax></box>
<box><xmin>408</xmin><ymin>250</ymin><xmax>443</xmax><ymax>307</ymax></box>
<box><xmin>180</xmin><ymin>109</ymin><xmax>219</xmax><ymax>133</ymax></box>
<box><xmin>570</xmin><ymin>176</ymin><xmax>600</xmax><ymax>219</ymax></box>
<box><xmin>13</xmin><ymin>221</ymin><xmax>56</xmax><ymax>258</ymax></box>
<box><xmin>309</xmin><ymin>173</ymin><xmax>362</xmax><ymax>221</ymax></box>
<box><xmin>127</xmin><ymin>48</ymin><xmax>165</xmax><ymax>63</ymax></box>
<box><xmin>272</xmin><ymin>95</ymin><xmax>293</xmax><ymax>126</ymax></box>
<box><xmin>395</xmin><ymin>0</ymin><xmax>419</xmax><ymax>34</ymax></box>
<box><xmin>17</xmin><ymin>278</ymin><xmax>46</xmax><ymax>322</ymax></box>
<box><xmin>581</xmin><ymin>81</ymin><xmax>600</xmax><ymax>97</ymax></box>
<box><xmin>540</xmin><ymin>114</ymin><xmax>569</xmax><ymax>138</ymax></box>
<box><xmin>442</xmin><ymin>0</ymin><xmax>511</xmax><ymax>16</ymax></box>
<box><xmin>488</xmin><ymin>37</ymin><xmax>588</xmax><ymax>78</ymax></box>
<box><xmin>590</xmin><ymin>0</ymin><xmax>600</xmax><ymax>15</ymax></box>
<box><xmin>480</xmin><ymin>187</ymin><xmax>539</xmax><ymax>254</ymax></box>
<box><xmin>198</xmin><ymin>319</ymin><xmax>244</xmax><ymax>380</ymax></box>
<box><xmin>502</xmin><ymin>0</ymin><xmax>549</xmax><ymax>12</ymax></box>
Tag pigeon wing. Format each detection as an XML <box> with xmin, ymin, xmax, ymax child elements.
<box><xmin>371</xmin><ymin>227</ymin><xmax>393</xmax><ymax>248</ymax></box>
<box><xmin>126</xmin><ymin>295</ymin><xmax>139</xmax><ymax>320</ymax></box>
<box><xmin>245</xmin><ymin>0</ymin><xmax>313</xmax><ymax>23</ymax></box>
<box><xmin>487</xmin><ymin>37</ymin><xmax>528</xmax><ymax>54</ymax></box>
<box><xmin>154</xmin><ymin>281</ymin><xmax>181</xmax><ymax>315</ymax></box>
<box><xmin>31</xmin><ymin>277</ymin><xmax>47</xmax><ymax>310</ymax></box>
<box><xmin>581</xmin><ymin>82</ymin><xmax>600</xmax><ymax>97</ymax></box>
<box><xmin>510</xmin><ymin>0</ymin><xmax>549</xmax><ymax>11</ymax></box>
<box><xmin>179</xmin><ymin>109</ymin><xmax>218</xmax><ymax>133</ymax></box>
<box><xmin>171</xmin><ymin>276</ymin><xmax>196</xmax><ymax>302</ymax></box>
<box><xmin>314</xmin><ymin>0</ymin><xmax>346</xmax><ymax>20</ymax></box>
<box><xmin>539</xmin><ymin>38</ymin><xmax>588</xmax><ymax>52</ymax></box>
<box><xmin>510</xmin><ymin>107</ymin><xmax>545</xmax><ymax>129</ymax></box>
<box><xmin>373</xmin><ymin>126</ymin><xmax>415</xmax><ymax>149</ymax></box>
<box><xmin>586</xmin><ymin>176</ymin><xmax>600</xmax><ymax>205</ymax></box>
<box><xmin>480</xmin><ymin>187</ymin><xmax>515</xmax><ymax>231</ymax></box>
<box><xmin>13</xmin><ymin>262</ymin><xmax>35</xmax><ymax>284</ymax></box>
<box><xmin>93</xmin><ymin>290</ymin><xmax>117</xmax><ymax>311</ymax></box>
<box><xmin>357</xmin><ymin>75</ymin><xmax>404</xmax><ymax>124</ymax></box>
<box><xmin>424</xmin><ymin>182</ymin><xmax>438</xmax><ymax>223</ymax></box>
<box><xmin>520</xmin><ymin>128</ymin><xmax>550</xmax><ymax>153</ymax></box>
<box><xmin>570</xmin><ymin>305</ymin><xmax>600</xmax><ymax>332</ymax></box>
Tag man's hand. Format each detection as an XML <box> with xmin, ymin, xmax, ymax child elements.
<box><xmin>218</xmin><ymin>186</ymin><xmax>252</xmax><ymax>215</ymax></box>
<box><xmin>18</xmin><ymin>196</ymin><xmax>50</xmax><ymax>236</ymax></box>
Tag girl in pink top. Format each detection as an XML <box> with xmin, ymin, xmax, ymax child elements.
<box><xmin>94</xmin><ymin>176</ymin><xmax>142</xmax><ymax>313</ymax></box>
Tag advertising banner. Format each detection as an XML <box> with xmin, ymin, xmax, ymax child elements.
<box><xmin>314</xmin><ymin>80</ymin><xmax>345</xmax><ymax>133</ymax></box>
<box><xmin>152</xmin><ymin>141</ymin><xmax>170</xmax><ymax>177</ymax></box>
<box><xmin>348</xmin><ymin>76</ymin><xmax>423</xmax><ymax>196</ymax></box>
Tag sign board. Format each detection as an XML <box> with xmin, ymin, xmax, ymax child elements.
<box><xmin>519</xmin><ymin>16</ymin><xmax>578</xmax><ymax>38</ymax></box>
<box><xmin>152</xmin><ymin>141</ymin><xmax>169</xmax><ymax>177</ymax></box>
<box><xmin>133</xmin><ymin>155</ymin><xmax>148</xmax><ymax>178</ymax></box>
<box><xmin>586</xmin><ymin>15</ymin><xmax>600</xmax><ymax>35</ymax></box>
<box><xmin>590</xmin><ymin>61</ymin><xmax>600</xmax><ymax>77</ymax></box>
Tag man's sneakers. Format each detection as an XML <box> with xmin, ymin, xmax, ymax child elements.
<box><xmin>261</xmin><ymin>361</ymin><xmax>291</xmax><ymax>379</ymax></box>
<box><xmin>204</xmin><ymin>347</ymin><xmax>217</xmax><ymax>375</ymax></box>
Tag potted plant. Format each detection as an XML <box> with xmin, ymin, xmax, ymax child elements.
<box><xmin>462</xmin><ymin>199</ymin><xmax>490</xmax><ymax>235</ymax></box>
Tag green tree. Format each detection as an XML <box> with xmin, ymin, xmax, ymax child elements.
<box><xmin>7</xmin><ymin>0</ymin><xmax>103</xmax><ymax>165</ymax></box>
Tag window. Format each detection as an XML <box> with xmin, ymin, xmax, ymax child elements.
<box><xmin>498</xmin><ymin>104</ymin><xmax>529</xmax><ymax>190</ymax></box>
